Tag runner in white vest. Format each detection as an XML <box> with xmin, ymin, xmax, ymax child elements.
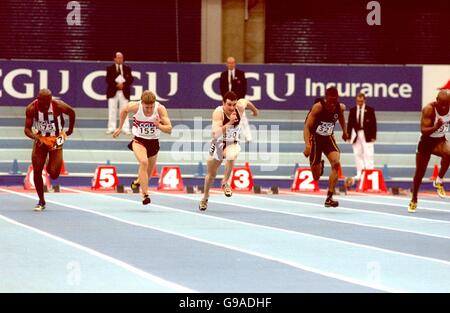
<box><xmin>113</xmin><ymin>90</ymin><xmax>172</xmax><ymax>205</ymax></box>
<box><xmin>409</xmin><ymin>90</ymin><xmax>450</xmax><ymax>212</ymax></box>
<box><xmin>199</xmin><ymin>91</ymin><xmax>258</xmax><ymax>211</ymax></box>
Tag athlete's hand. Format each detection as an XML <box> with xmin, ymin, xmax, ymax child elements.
<box><xmin>251</xmin><ymin>109</ymin><xmax>259</xmax><ymax>117</ymax></box>
<box><xmin>35</xmin><ymin>135</ymin><xmax>45</xmax><ymax>146</ymax></box>
<box><xmin>229</xmin><ymin>111</ymin><xmax>238</xmax><ymax>124</ymax></box>
<box><xmin>65</xmin><ymin>129</ymin><xmax>73</xmax><ymax>136</ymax></box>
<box><xmin>342</xmin><ymin>132</ymin><xmax>349</xmax><ymax>141</ymax></box>
<box><xmin>154</xmin><ymin>116</ymin><xmax>161</xmax><ymax>129</ymax></box>
<box><xmin>436</xmin><ymin>118</ymin><xmax>444</xmax><ymax>129</ymax></box>
<box><xmin>112</xmin><ymin>128</ymin><xmax>122</xmax><ymax>138</ymax></box>
<box><xmin>303</xmin><ymin>144</ymin><xmax>311</xmax><ymax>157</ymax></box>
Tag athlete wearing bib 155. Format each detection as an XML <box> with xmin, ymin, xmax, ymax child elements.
<box><xmin>128</xmin><ymin>100</ymin><xmax>161</xmax><ymax>158</ymax></box>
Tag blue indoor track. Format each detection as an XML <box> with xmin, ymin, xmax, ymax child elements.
<box><xmin>0</xmin><ymin>187</ymin><xmax>449</xmax><ymax>293</ymax></box>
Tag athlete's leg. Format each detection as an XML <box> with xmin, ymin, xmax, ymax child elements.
<box><xmin>132</xmin><ymin>141</ymin><xmax>150</xmax><ymax>198</ymax></box>
<box><xmin>434</xmin><ymin>141</ymin><xmax>450</xmax><ymax>179</ymax></box>
<box><xmin>146</xmin><ymin>153</ymin><xmax>158</xmax><ymax>186</ymax></box>
<box><xmin>31</xmin><ymin>141</ymin><xmax>48</xmax><ymax>208</ymax></box>
<box><xmin>310</xmin><ymin>136</ymin><xmax>324</xmax><ymax>181</ymax></box>
<box><xmin>411</xmin><ymin>152</ymin><xmax>431</xmax><ymax>203</ymax></box>
<box><xmin>431</xmin><ymin>141</ymin><xmax>450</xmax><ymax>198</ymax></box>
<box><xmin>202</xmin><ymin>159</ymin><xmax>222</xmax><ymax>201</ymax></box>
<box><xmin>221</xmin><ymin>144</ymin><xmax>240</xmax><ymax>196</ymax></box>
<box><xmin>46</xmin><ymin>148</ymin><xmax>63</xmax><ymax>180</ymax></box>
<box><xmin>325</xmin><ymin>151</ymin><xmax>341</xmax><ymax>196</ymax></box>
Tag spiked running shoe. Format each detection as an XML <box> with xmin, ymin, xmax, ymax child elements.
<box><xmin>408</xmin><ymin>200</ymin><xmax>417</xmax><ymax>213</ymax></box>
<box><xmin>131</xmin><ymin>178</ymin><xmax>140</xmax><ymax>191</ymax></box>
<box><xmin>142</xmin><ymin>194</ymin><xmax>151</xmax><ymax>205</ymax></box>
<box><xmin>324</xmin><ymin>197</ymin><xmax>339</xmax><ymax>208</ymax></box>
<box><xmin>199</xmin><ymin>199</ymin><xmax>208</xmax><ymax>211</ymax></box>
<box><xmin>433</xmin><ymin>180</ymin><xmax>446</xmax><ymax>199</ymax></box>
<box><xmin>33</xmin><ymin>202</ymin><xmax>46</xmax><ymax>212</ymax></box>
<box><xmin>222</xmin><ymin>183</ymin><xmax>232</xmax><ymax>197</ymax></box>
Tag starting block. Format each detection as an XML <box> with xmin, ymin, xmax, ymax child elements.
<box><xmin>356</xmin><ymin>169</ymin><xmax>387</xmax><ymax>193</ymax></box>
<box><xmin>291</xmin><ymin>168</ymin><xmax>319</xmax><ymax>192</ymax></box>
<box><xmin>116</xmin><ymin>184</ymin><xmax>125</xmax><ymax>193</ymax></box>
<box><xmin>117</xmin><ymin>184</ymin><xmax>141</xmax><ymax>194</ymax></box>
<box><xmin>253</xmin><ymin>185</ymin><xmax>279</xmax><ymax>194</ymax></box>
<box><xmin>390</xmin><ymin>187</ymin><xmax>410</xmax><ymax>196</ymax></box>
<box><xmin>43</xmin><ymin>184</ymin><xmax>61</xmax><ymax>193</ymax></box>
<box><xmin>186</xmin><ymin>185</ymin><xmax>205</xmax><ymax>194</ymax></box>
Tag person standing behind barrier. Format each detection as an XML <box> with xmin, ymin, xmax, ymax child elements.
<box><xmin>346</xmin><ymin>93</ymin><xmax>377</xmax><ymax>180</ymax></box>
<box><xmin>113</xmin><ymin>90</ymin><xmax>172</xmax><ymax>205</ymax></box>
<box><xmin>408</xmin><ymin>90</ymin><xmax>450</xmax><ymax>213</ymax></box>
<box><xmin>106</xmin><ymin>52</ymin><xmax>134</xmax><ymax>135</ymax></box>
<box><xmin>220</xmin><ymin>56</ymin><xmax>247</xmax><ymax>100</ymax></box>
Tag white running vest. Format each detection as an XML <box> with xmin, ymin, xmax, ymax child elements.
<box><xmin>217</xmin><ymin>106</ymin><xmax>242</xmax><ymax>142</ymax></box>
<box><xmin>34</xmin><ymin>100</ymin><xmax>64</xmax><ymax>137</ymax></box>
<box><xmin>430</xmin><ymin>107</ymin><xmax>450</xmax><ymax>138</ymax></box>
<box><xmin>132</xmin><ymin>101</ymin><xmax>161</xmax><ymax>140</ymax></box>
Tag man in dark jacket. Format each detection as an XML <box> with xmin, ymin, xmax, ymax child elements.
<box><xmin>346</xmin><ymin>93</ymin><xmax>377</xmax><ymax>179</ymax></box>
<box><xmin>106</xmin><ymin>52</ymin><xmax>134</xmax><ymax>134</ymax></box>
<box><xmin>220</xmin><ymin>56</ymin><xmax>247</xmax><ymax>100</ymax></box>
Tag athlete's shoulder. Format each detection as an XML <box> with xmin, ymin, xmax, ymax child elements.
<box><xmin>156</xmin><ymin>102</ymin><xmax>166</xmax><ymax>110</ymax></box>
<box><xmin>422</xmin><ymin>102</ymin><xmax>434</xmax><ymax>114</ymax></box>
<box><xmin>311</xmin><ymin>101</ymin><xmax>323</xmax><ymax>112</ymax></box>
<box><xmin>156</xmin><ymin>103</ymin><xmax>169</xmax><ymax>115</ymax></box>
<box><xmin>212</xmin><ymin>106</ymin><xmax>224</xmax><ymax>119</ymax></box>
<box><xmin>25</xmin><ymin>101</ymin><xmax>36</xmax><ymax>115</ymax></box>
<box><xmin>213</xmin><ymin>106</ymin><xmax>223</xmax><ymax>113</ymax></box>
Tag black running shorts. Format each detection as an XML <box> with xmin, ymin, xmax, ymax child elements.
<box><xmin>417</xmin><ymin>136</ymin><xmax>446</xmax><ymax>155</ymax></box>
<box><xmin>309</xmin><ymin>134</ymin><xmax>340</xmax><ymax>166</ymax></box>
<box><xmin>128</xmin><ymin>137</ymin><xmax>160</xmax><ymax>158</ymax></box>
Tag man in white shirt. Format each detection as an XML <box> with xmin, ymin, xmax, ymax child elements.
<box><xmin>219</xmin><ymin>56</ymin><xmax>247</xmax><ymax>101</ymax></box>
<box><xmin>346</xmin><ymin>93</ymin><xmax>377</xmax><ymax>179</ymax></box>
<box><xmin>105</xmin><ymin>52</ymin><xmax>134</xmax><ymax>135</ymax></box>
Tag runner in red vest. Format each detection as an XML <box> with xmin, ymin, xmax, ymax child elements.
<box><xmin>24</xmin><ymin>89</ymin><xmax>76</xmax><ymax>212</ymax></box>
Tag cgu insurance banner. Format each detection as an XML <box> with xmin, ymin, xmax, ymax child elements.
<box><xmin>0</xmin><ymin>59</ymin><xmax>423</xmax><ymax>111</ymax></box>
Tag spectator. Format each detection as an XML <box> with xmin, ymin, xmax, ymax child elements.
<box><xmin>220</xmin><ymin>56</ymin><xmax>247</xmax><ymax>100</ymax></box>
<box><xmin>106</xmin><ymin>52</ymin><xmax>134</xmax><ymax>134</ymax></box>
<box><xmin>346</xmin><ymin>93</ymin><xmax>377</xmax><ymax>179</ymax></box>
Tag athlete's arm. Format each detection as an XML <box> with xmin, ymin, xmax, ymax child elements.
<box><xmin>212</xmin><ymin>108</ymin><xmax>234</xmax><ymax>140</ymax></box>
<box><xmin>246</xmin><ymin>100</ymin><xmax>259</xmax><ymax>116</ymax></box>
<box><xmin>156</xmin><ymin>105</ymin><xmax>172</xmax><ymax>135</ymax></box>
<box><xmin>237</xmin><ymin>99</ymin><xmax>259</xmax><ymax>116</ymax></box>
<box><xmin>338</xmin><ymin>103</ymin><xmax>349</xmax><ymax>141</ymax></box>
<box><xmin>57</xmin><ymin>100</ymin><xmax>76</xmax><ymax>136</ymax></box>
<box><xmin>303</xmin><ymin>102</ymin><xmax>321</xmax><ymax>156</ymax></box>
<box><xmin>113</xmin><ymin>102</ymin><xmax>139</xmax><ymax>138</ymax></box>
<box><xmin>421</xmin><ymin>104</ymin><xmax>442</xmax><ymax>136</ymax></box>
<box><xmin>24</xmin><ymin>103</ymin><xmax>40</xmax><ymax>141</ymax></box>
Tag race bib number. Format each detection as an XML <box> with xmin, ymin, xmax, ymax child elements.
<box><xmin>225</xmin><ymin>127</ymin><xmax>240</xmax><ymax>141</ymax></box>
<box><xmin>36</xmin><ymin>121</ymin><xmax>56</xmax><ymax>133</ymax></box>
<box><xmin>137</xmin><ymin>122</ymin><xmax>157</xmax><ymax>135</ymax></box>
<box><xmin>437</xmin><ymin>123</ymin><xmax>449</xmax><ymax>134</ymax></box>
<box><xmin>316</xmin><ymin>122</ymin><xmax>334</xmax><ymax>136</ymax></box>
<box><xmin>55</xmin><ymin>135</ymin><xmax>65</xmax><ymax>147</ymax></box>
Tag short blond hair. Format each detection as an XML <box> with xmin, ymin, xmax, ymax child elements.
<box><xmin>141</xmin><ymin>90</ymin><xmax>156</xmax><ymax>104</ymax></box>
